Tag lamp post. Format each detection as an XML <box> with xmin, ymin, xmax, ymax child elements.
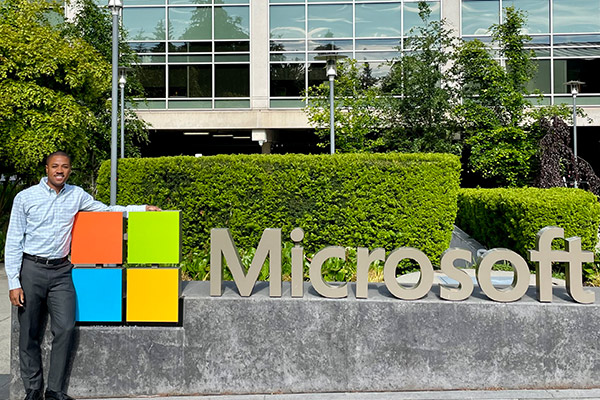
<box><xmin>314</xmin><ymin>54</ymin><xmax>347</xmax><ymax>154</ymax></box>
<box><xmin>108</xmin><ymin>0</ymin><xmax>122</xmax><ymax>205</ymax></box>
<box><xmin>118</xmin><ymin>67</ymin><xmax>131</xmax><ymax>159</ymax></box>
<box><xmin>565</xmin><ymin>80</ymin><xmax>585</xmax><ymax>188</ymax></box>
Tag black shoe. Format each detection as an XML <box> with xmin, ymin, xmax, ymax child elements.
<box><xmin>24</xmin><ymin>389</ymin><xmax>43</xmax><ymax>400</ymax></box>
<box><xmin>44</xmin><ymin>389</ymin><xmax>75</xmax><ymax>400</ymax></box>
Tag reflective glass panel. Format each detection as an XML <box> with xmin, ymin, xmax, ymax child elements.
<box><xmin>404</xmin><ymin>1</ymin><xmax>440</xmax><ymax>35</ymax></box>
<box><xmin>554</xmin><ymin>58</ymin><xmax>600</xmax><ymax>93</ymax></box>
<box><xmin>356</xmin><ymin>38</ymin><xmax>400</xmax><ymax>50</ymax></box>
<box><xmin>270</xmin><ymin>0</ymin><xmax>303</xmax><ymax>3</ymax></box>
<box><xmin>355</xmin><ymin>51</ymin><xmax>397</xmax><ymax>61</ymax></box>
<box><xmin>169</xmin><ymin>65</ymin><xmax>212</xmax><ymax>97</ymax></box>
<box><xmin>169</xmin><ymin>0</ymin><xmax>210</xmax><ymax>4</ymax></box>
<box><xmin>308</xmin><ymin>63</ymin><xmax>327</xmax><ymax>87</ymax></box>
<box><xmin>270</xmin><ymin>53</ymin><xmax>306</xmax><ymax>61</ymax></box>
<box><xmin>169</xmin><ymin>42</ymin><xmax>212</xmax><ymax>52</ymax></box>
<box><xmin>462</xmin><ymin>0</ymin><xmax>499</xmax><ymax>35</ymax></box>
<box><xmin>123</xmin><ymin>8</ymin><xmax>166</xmax><ymax>40</ymax></box>
<box><xmin>270</xmin><ymin>5</ymin><xmax>306</xmax><ymax>39</ymax></box>
<box><xmin>358</xmin><ymin>62</ymin><xmax>391</xmax><ymax>79</ymax></box>
<box><xmin>526</xmin><ymin>59</ymin><xmax>550</xmax><ymax>93</ymax></box>
<box><xmin>308</xmin><ymin>4</ymin><xmax>352</xmax><ymax>38</ymax></box>
<box><xmin>215</xmin><ymin>64</ymin><xmax>250</xmax><ymax>96</ymax></box>
<box><xmin>138</xmin><ymin>65</ymin><xmax>166</xmax><ymax>97</ymax></box>
<box><xmin>270</xmin><ymin>40</ymin><xmax>306</xmax><ymax>52</ymax></box>
<box><xmin>355</xmin><ymin>3</ymin><xmax>401</xmax><ymax>38</ymax></box>
<box><xmin>309</xmin><ymin>40</ymin><xmax>353</xmax><ymax>51</ymax></box>
<box><xmin>553</xmin><ymin>0</ymin><xmax>600</xmax><ymax>33</ymax></box>
<box><xmin>270</xmin><ymin>64</ymin><xmax>306</xmax><ymax>96</ymax></box>
<box><xmin>169</xmin><ymin>7</ymin><xmax>211</xmax><ymax>40</ymax></box>
<box><xmin>554</xmin><ymin>35</ymin><xmax>600</xmax><ymax>45</ymax></box>
<box><xmin>215</xmin><ymin>6</ymin><xmax>250</xmax><ymax>39</ymax></box>
<box><xmin>216</xmin><ymin>0</ymin><xmax>249</xmax><ymax>4</ymax></box>
<box><xmin>131</xmin><ymin>42</ymin><xmax>166</xmax><ymax>53</ymax></box>
<box><xmin>503</xmin><ymin>0</ymin><xmax>549</xmax><ymax>33</ymax></box>
<box><xmin>126</xmin><ymin>0</ymin><xmax>165</xmax><ymax>5</ymax></box>
<box><xmin>215</xmin><ymin>41</ymin><xmax>250</xmax><ymax>52</ymax></box>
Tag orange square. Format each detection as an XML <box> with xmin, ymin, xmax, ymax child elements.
<box><xmin>71</xmin><ymin>212</ymin><xmax>124</xmax><ymax>264</ymax></box>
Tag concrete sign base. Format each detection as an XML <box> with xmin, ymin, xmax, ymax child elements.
<box><xmin>10</xmin><ymin>281</ymin><xmax>600</xmax><ymax>399</ymax></box>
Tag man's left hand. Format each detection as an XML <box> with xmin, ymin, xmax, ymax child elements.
<box><xmin>146</xmin><ymin>205</ymin><xmax>162</xmax><ymax>211</ymax></box>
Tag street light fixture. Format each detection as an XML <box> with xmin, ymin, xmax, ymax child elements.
<box><xmin>108</xmin><ymin>0</ymin><xmax>122</xmax><ymax>205</ymax></box>
<box><xmin>565</xmin><ymin>80</ymin><xmax>585</xmax><ymax>188</ymax></box>
<box><xmin>314</xmin><ymin>54</ymin><xmax>347</xmax><ymax>154</ymax></box>
<box><xmin>118</xmin><ymin>66</ymin><xmax>131</xmax><ymax>159</ymax></box>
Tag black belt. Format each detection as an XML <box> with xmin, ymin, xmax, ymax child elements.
<box><xmin>23</xmin><ymin>253</ymin><xmax>69</xmax><ymax>266</ymax></box>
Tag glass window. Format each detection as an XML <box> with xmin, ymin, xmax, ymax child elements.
<box><xmin>309</xmin><ymin>39</ymin><xmax>353</xmax><ymax>51</ymax></box>
<box><xmin>554</xmin><ymin>35</ymin><xmax>600</xmax><ymax>45</ymax></box>
<box><xmin>356</xmin><ymin>38</ymin><xmax>400</xmax><ymax>50</ymax></box>
<box><xmin>138</xmin><ymin>65</ymin><xmax>166</xmax><ymax>98</ymax></box>
<box><xmin>355</xmin><ymin>3</ymin><xmax>401</xmax><ymax>38</ymax></box>
<box><xmin>308</xmin><ymin>4</ymin><xmax>352</xmax><ymax>38</ymax></box>
<box><xmin>553</xmin><ymin>0</ymin><xmax>600</xmax><ymax>33</ymax></box>
<box><xmin>270</xmin><ymin>40</ymin><xmax>306</xmax><ymax>52</ymax></box>
<box><xmin>126</xmin><ymin>0</ymin><xmax>165</xmax><ymax>5</ymax></box>
<box><xmin>308</xmin><ymin>62</ymin><xmax>327</xmax><ymax>87</ymax></box>
<box><xmin>169</xmin><ymin>42</ymin><xmax>212</xmax><ymax>52</ymax></box>
<box><xmin>215</xmin><ymin>6</ymin><xmax>250</xmax><ymax>39</ymax></box>
<box><xmin>270</xmin><ymin>63</ymin><xmax>306</xmax><ymax>96</ymax></box>
<box><xmin>404</xmin><ymin>1</ymin><xmax>441</xmax><ymax>35</ymax></box>
<box><xmin>169</xmin><ymin>65</ymin><xmax>212</xmax><ymax>97</ymax></box>
<box><xmin>270</xmin><ymin>5</ymin><xmax>306</xmax><ymax>39</ymax></box>
<box><xmin>215</xmin><ymin>65</ymin><xmax>250</xmax><ymax>96</ymax></box>
<box><xmin>503</xmin><ymin>0</ymin><xmax>549</xmax><ymax>33</ymax></box>
<box><xmin>131</xmin><ymin>42</ymin><xmax>166</xmax><ymax>53</ymax></box>
<box><xmin>462</xmin><ymin>0</ymin><xmax>499</xmax><ymax>35</ymax></box>
<box><xmin>123</xmin><ymin>8</ymin><xmax>166</xmax><ymax>40</ymax></box>
<box><xmin>169</xmin><ymin>7</ymin><xmax>211</xmax><ymax>40</ymax></box>
<box><xmin>169</xmin><ymin>0</ymin><xmax>210</xmax><ymax>4</ymax></box>
<box><xmin>215</xmin><ymin>41</ymin><xmax>250</xmax><ymax>52</ymax></box>
<box><xmin>554</xmin><ymin>58</ymin><xmax>600</xmax><ymax>93</ymax></box>
<box><xmin>526</xmin><ymin>59</ymin><xmax>550</xmax><ymax>93</ymax></box>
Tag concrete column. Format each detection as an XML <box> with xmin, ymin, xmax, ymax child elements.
<box><xmin>442</xmin><ymin>0</ymin><xmax>461</xmax><ymax>36</ymax></box>
<box><xmin>250</xmin><ymin>0</ymin><xmax>270</xmax><ymax>109</ymax></box>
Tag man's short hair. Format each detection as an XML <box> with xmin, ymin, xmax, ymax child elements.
<box><xmin>45</xmin><ymin>151</ymin><xmax>72</xmax><ymax>165</ymax></box>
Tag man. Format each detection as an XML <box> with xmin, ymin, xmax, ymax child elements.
<box><xmin>4</xmin><ymin>151</ymin><xmax>161</xmax><ymax>400</ymax></box>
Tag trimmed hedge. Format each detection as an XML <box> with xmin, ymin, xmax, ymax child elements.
<box><xmin>457</xmin><ymin>188</ymin><xmax>600</xmax><ymax>260</ymax></box>
<box><xmin>97</xmin><ymin>153</ymin><xmax>461</xmax><ymax>263</ymax></box>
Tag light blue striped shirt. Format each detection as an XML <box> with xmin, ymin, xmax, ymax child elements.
<box><xmin>4</xmin><ymin>178</ymin><xmax>146</xmax><ymax>290</ymax></box>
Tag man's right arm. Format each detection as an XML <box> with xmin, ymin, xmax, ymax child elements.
<box><xmin>4</xmin><ymin>194</ymin><xmax>26</xmax><ymax>305</ymax></box>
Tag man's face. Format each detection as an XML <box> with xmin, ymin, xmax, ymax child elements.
<box><xmin>45</xmin><ymin>155</ymin><xmax>71</xmax><ymax>191</ymax></box>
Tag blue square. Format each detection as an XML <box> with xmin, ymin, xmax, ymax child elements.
<box><xmin>73</xmin><ymin>268</ymin><xmax>123</xmax><ymax>322</ymax></box>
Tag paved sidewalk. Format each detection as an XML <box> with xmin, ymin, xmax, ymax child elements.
<box><xmin>84</xmin><ymin>389</ymin><xmax>600</xmax><ymax>400</ymax></box>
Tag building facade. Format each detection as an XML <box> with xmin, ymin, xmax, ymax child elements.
<box><xmin>119</xmin><ymin>0</ymin><xmax>600</xmax><ymax>157</ymax></box>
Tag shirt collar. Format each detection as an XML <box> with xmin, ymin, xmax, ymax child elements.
<box><xmin>39</xmin><ymin>177</ymin><xmax>69</xmax><ymax>195</ymax></box>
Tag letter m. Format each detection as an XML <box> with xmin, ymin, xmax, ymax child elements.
<box><xmin>210</xmin><ymin>228</ymin><xmax>282</xmax><ymax>297</ymax></box>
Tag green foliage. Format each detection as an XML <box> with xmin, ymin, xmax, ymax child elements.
<box><xmin>97</xmin><ymin>154</ymin><xmax>461</xmax><ymax>273</ymax></box>
<box><xmin>304</xmin><ymin>60</ymin><xmax>388</xmax><ymax>152</ymax></box>
<box><xmin>466</xmin><ymin>126</ymin><xmax>539</xmax><ymax>187</ymax></box>
<box><xmin>62</xmin><ymin>0</ymin><xmax>149</xmax><ymax>190</ymax></box>
<box><xmin>455</xmin><ymin>7</ymin><xmax>541</xmax><ymax>186</ymax></box>
<box><xmin>382</xmin><ymin>2</ymin><xmax>460</xmax><ymax>154</ymax></box>
<box><xmin>457</xmin><ymin>188</ymin><xmax>600</xmax><ymax>270</ymax></box>
<box><xmin>0</xmin><ymin>180</ymin><xmax>24</xmax><ymax>259</ymax></box>
<box><xmin>0</xmin><ymin>0</ymin><xmax>110</xmax><ymax>180</ymax></box>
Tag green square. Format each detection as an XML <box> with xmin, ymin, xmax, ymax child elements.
<box><xmin>127</xmin><ymin>211</ymin><xmax>181</xmax><ymax>264</ymax></box>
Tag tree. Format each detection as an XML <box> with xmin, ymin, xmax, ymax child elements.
<box><xmin>381</xmin><ymin>1</ymin><xmax>461</xmax><ymax>154</ymax></box>
<box><xmin>304</xmin><ymin>59</ymin><xmax>388</xmax><ymax>153</ymax></box>
<box><xmin>0</xmin><ymin>0</ymin><xmax>109</xmax><ymax>181</ymax></box>
<box><xmin>455</xmin><ymin>6</ymin><xmax>539</xmax><ymax>186</ymax></box>
<box><xmin>62</xmin><ymin>0</ymin><xmax>149</xmax><ymax>189</ymax></box>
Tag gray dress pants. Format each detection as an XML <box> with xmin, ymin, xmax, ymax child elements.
<box><xmin>18</xmin><ymin>257</ymin><xmax>75</xmax><ymax>393</ymax></box>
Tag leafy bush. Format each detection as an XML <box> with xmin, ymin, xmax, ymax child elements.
<box><xmin>457</xmin><ymin>187</ymin><xmax>600</xmax><ymax>263</ymax></box>
<box><xmin>97</xmin><ymin>154</ymin><xmax>461</xmax><ymax>273</ymax></box>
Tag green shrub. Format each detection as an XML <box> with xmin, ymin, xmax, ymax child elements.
<box><xmin>457</xmin><ymin>187</ymin><xmax>600</xmax><ymax>263</ymax></box>
<box><xmin>97</xmin><ymin>153</ymin><xmax>460</xmax><ymax>272</ymax></box>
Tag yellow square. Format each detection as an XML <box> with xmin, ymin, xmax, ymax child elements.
<box><xmin>126</xmin><ymin>268</ymin><xmax>180</xmax><ymax>323</ymax></box>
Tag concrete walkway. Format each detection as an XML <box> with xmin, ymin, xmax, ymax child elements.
<box><xmin>2</xmin><ymin>264</ymin><xmax>600</xmax><ymax>399</ymax></box>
